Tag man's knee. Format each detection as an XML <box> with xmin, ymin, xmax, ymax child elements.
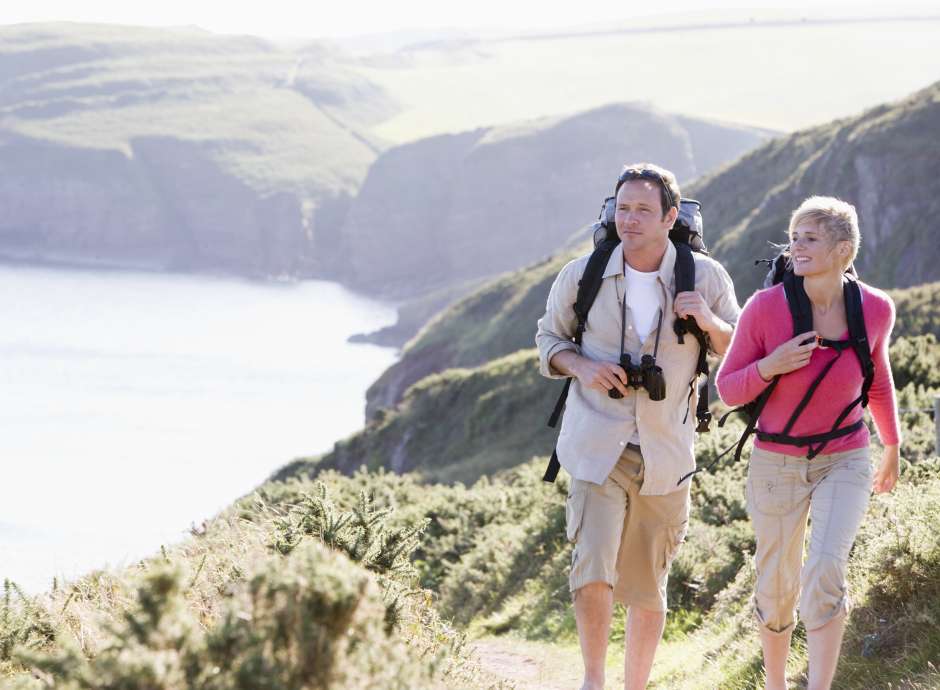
<box><xmin>572</xmin><ymin>580</ymin><xmax>613</xmax><ymax>603</ymax></box>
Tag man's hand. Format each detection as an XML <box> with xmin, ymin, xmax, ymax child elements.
<box><xmin>873</xmin><ymin>444</ymin><xmax>900</xmax><ymax>494</ymax></box>
<box><xmin>674</xmin><ymin>291</ymin><xmax>719</xmax><ymax>332</ymax></box>
<box><xmin>674</xmin><ymin>291</ymin><xmax>734</xmax><ymax>355</ymax></box>
<box><xmin>757</xmin><ymin>332</ymin><xmax>818</xmax><ymax>380</ymax></box>
<box><xmin>575</xmin><ymin>359</ymin><xmax>630</xmax><ymax>396</ymax></box>
<box><xmin>550</xmin><ymin>350</ymin><xmax>629</xmax><ymax>397</ymax></box>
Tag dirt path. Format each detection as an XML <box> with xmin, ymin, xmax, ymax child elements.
<box><xmin>471</xmin><ymin>638</ymin><xmax>625</xmax><ymax>690</ymax></box>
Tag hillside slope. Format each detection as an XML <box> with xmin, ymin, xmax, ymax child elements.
<box><xmin>364</xmin><ymin>79</ymin><xmax>940</xmax><ymax>416</ymax></box>
<box><xmin>338</xmin><ymin>103</ymin><xmax>772</xmax><ymax>298</ymax></box>
<box><xmin>693</xmin><ymin>79</ymin><xmax>940</xmax><ymax>298</ymax></box>
<box><xmin>0</xmin><ymin>23</ymin><xmax>394</xmax><ymax>277</ymax></box>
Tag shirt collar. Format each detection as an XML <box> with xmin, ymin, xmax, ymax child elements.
<box><xmin>603</xmin><ymin>240</ymin><xmax>677</xmax><ymax>288</ymax></box>
<box><xmin>602</xmin><ymin>242</ymin><xmax>625</xmax><ymax>278</ymax></box>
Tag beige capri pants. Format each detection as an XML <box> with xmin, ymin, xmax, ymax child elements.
<box><xmin>747</xmin><ymin>446</ymin><xmax>872</xmax><ymax>633</ymax></box>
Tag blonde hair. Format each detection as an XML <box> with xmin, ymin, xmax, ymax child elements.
<box><xmin>788</xmin><ymin>196</ymin><xmax>860</xmax><ymax>270</ymax></box>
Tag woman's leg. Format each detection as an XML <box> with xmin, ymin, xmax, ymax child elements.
<box><xmin>759</xmin><ymin>626</ymin><xmax>794</xmax><ymax>690</ymax></box>
<box><xmin>747</xmin><ymin>449</ymin><xmax>812</xmax><ymax>690</ymax></box>
<box><xmin>806</xmin><ymin>617</ymin><xmax>847</xmax><ymax>690</ymax></box>
<box><xmin>801</xmin><ymin>448</ymin><xmax>872</xmax><ymax>690</ymax></box>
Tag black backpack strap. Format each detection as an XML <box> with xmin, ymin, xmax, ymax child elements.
<box><xmin>543</xmin><ymin>239</ymin><xmax>620</xmax><ymax>483</ymax></box>
<box><xmin>783</xmin><ymin>271</ymin><xmax>814</xmax><ymax>336</ymax></box>
<box><xmin>844</xmin><ymin>279</ymin><xmax>874</xmax><ymax>407</ymax></box>
<box><xmin>672</xmin><ymin>242</ymin><xmax>697</xmax><ymax>345</ymax></box>
<box><xmin>673</xmin><ymin>241</ymin><xmax>713</xmax><ymax>432</ymax></box>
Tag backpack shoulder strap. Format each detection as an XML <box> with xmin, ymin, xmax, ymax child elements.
<box><xmin>672</xmin><ymin>241</ymin><xmax>697</xmax><ymax>344</ymax></box>
<box><xmin>782</xmin><ymin>271</ymin><xmax>813</xmax><ymax>336</ymax></box>
<box><xmin>672</xmin><ymin>241</ymin><xmax>713</xmax><ymax>431</ymax></box>
<box><xmin>572</xmin><ymin>239</ymin><xmax>620</xmax><ymax>344</ymax></box>
<box><xmin>844</xmin><ymin>278</ymin><xmax>874</xmax><ymax>406</ymax></box>
<box><xmin>543</xmin><ymin>240</ymin><xmax>619</xmax><ymax>483</ymax></box>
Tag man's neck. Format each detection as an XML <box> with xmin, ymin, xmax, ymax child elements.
<box><xmin>623</xmin><ymin>242</ymin><xmax>668</xmax><ymax>273</ymax></box>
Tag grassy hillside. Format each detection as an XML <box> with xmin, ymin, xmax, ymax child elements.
<box><xmin>0</xmin><ymin>23</ymin><xmax>394</xmax><ymax>277</ymax></box>
<box><xmin>0</xmin><ymin>478</ymin><xmax>506</xmax><ymax>689</ymax></box>
<box><xmin>273</xmin><ymin>343</ymin><xmax>940</xmax><ymax>688</ymax></box>
<box><xmin>7</xmin><ymin>399</ymin><xmax>935</xmax><ymax>687</ymax></box>
<box><xmin>3</xmin><ymin>307</ymin><xmax>936</xmax><ymax>690</ymax></box>
<box><xmin>281</xmin><ymin>349</ymin><xmax>560</xmax><ymax>485</ymax></box>
<box><xmin>364</xmin><ymin>210</ymin><xmax>940</xmax><ymax>420</ymax></box>
<box><xmin>692</xmin><ymin>80</ymin><xmax>940</xmax><ymax>298</ymax></box>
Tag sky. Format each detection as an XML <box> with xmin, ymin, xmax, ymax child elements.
<box><xmin>2</xmin><ymin>0</ymin><xmax>939</xmax><ymax>39</ymax></box>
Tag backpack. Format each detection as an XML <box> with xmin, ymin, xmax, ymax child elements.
<box><xmin>542</xmin><ymin>196</ymin><xmax>711</xmax><ymax>483</ymax></box>
<box><xmin>677</xmin><ymin>252</ymin><xmax>874</xmax><ymax>486</ymax></box>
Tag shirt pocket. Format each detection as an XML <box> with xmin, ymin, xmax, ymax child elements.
<box><xmin>565</xmin><ymin>483</ymin><xmax>589</xmax><ymax>542</ymax></box>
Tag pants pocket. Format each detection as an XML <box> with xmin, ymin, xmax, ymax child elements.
<box><xmin>748</xmin><ymin>465</ymin><xmax>795</xmax><ymax>517</ymax></box>
<box><xmin>662</xmin><ymin>520</ymin><xmax>689</xmax><ymax>571</ymax></box>
<box><xmin>565</xmin><ymin>484</ymin><xmax>588</xmax><ymax>543</ymax></box>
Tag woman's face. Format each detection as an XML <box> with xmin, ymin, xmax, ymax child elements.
<box><xmin>789</xmin><ymin>221</ymin><xmax>849</xmax><ymax>278</ymax></box>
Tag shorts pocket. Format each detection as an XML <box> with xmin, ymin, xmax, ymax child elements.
<box><xmin>565</xmin><ymin>484</ymin><xmax>588</xmax><ymax>543</ymax></box>
<box><xmin>748</xmin><ymin>465</ymin><xmax>795</xmax><ymax>517</ymax></box>
<box><xmin>662</xmin><ymin>520</ymin><xmax>689</xmax><ymax>570</ymax></box>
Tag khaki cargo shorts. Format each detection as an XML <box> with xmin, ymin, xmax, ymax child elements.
<box><xmin>747</xmin><ymin>445</ymin><xmax>872</xmax><ymax>633</ymax></box>
<box><xmin>565</xmin><ymin>444</ymin><xmax>690</xmax><ymax>612</ymax></box>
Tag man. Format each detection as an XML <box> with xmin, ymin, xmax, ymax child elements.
<box><xmin>535</xmin><ymin>163</ymin><xmax>740</xmax><ymax>690</ymax></box>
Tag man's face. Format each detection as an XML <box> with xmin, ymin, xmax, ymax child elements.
<box><xmin>614</xmin><ymin>180</ymin><xmax>677</xmax><ymax>255</ymax></box>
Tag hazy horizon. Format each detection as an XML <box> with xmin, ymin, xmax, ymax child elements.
<box><xmin>3</xmin><ymin>1</ymin><xmax>940</xmax><ymax>41</ymax></box>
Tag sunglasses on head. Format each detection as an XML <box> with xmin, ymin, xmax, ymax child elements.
<box><xmin>615</xmin><ymin>168</ymin><xmax>675</xmax><ymax>211</ymax></box>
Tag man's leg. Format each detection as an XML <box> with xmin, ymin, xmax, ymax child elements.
<box><xmin>575</xmin><ymin>583</ymin><xmax>614</xmax><ymax>690</ymax></box>
<box><xmin>612</xmin><ymin>445</ymin><xmax>690</xmax><ymax>690</ymax></box>
<box><xmin>566</xmin><ymin>465</ymin><xmax>631</xmax><ymax>690</ymax></box>
<box><xmin>624</xmin><ymin>606</ymin><xmax>666</xmax><ymax>690</ymax></box>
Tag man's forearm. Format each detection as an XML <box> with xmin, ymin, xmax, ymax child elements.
<box><xmin>550</xmin><ymin>349</ymin><xmax>585</xmax><ymax>378</ymax></box>
<box><xmin>705</xmin><ymin>319</ymin><xmax>734</xmax><ymax>356</ymax></box>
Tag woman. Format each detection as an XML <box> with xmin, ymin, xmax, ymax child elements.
<box><xmin>716</xmin><ymin>196</ymin><xmax>901</xmax><ymax>690</ymax></box>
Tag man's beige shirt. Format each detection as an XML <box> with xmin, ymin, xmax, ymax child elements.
<box><xmin>536</xmin><ymin>241</ymin><xmax>740</xmax><ymax>495</ymax></box>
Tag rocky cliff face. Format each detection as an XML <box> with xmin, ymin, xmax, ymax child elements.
<box><xmin>0</xmin><ymin>23</ymin><xmax>394</xmax><ymax>277</ymax></box>
<box><xmin>692</xmin><ymin>80</ymin><xmax>940</xmax><ymax>298</ymax></box>
<box><xmin>337</xmin><ymin>104</ymin><xmax>773</xmax><ymax>298</ymax></box>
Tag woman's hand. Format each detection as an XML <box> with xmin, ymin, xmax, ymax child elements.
<box><xmin>872</xmin><ymin>444</ymin><xmax>900</xmax><ymax>494</ymax></box>
<box><xmin>756</xmin><ymin>331</ymin><xmax>818</xmax><ymax>380</ymax></box>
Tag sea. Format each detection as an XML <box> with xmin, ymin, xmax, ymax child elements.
<box><xmin>0</xmin><ymin>264</ymin><xmax>398</xmax><ymax>592</ymax></box>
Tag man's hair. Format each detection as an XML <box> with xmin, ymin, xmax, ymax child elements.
<box><xmin>615</xmin><ymin>162</ymin><xmax>681</xmax><ymax>218</ymax></box>
<box><xmin>788</xmin><ymin>196</ymin><xmax>861</xmax><ymax>269</ymax></box>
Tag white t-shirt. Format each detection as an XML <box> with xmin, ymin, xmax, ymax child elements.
<box><xmin>624</xmin><ymin>263</ymin><xmax>660</xmax><ymax>343</ymax></box>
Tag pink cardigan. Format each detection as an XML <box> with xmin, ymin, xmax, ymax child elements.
<box><xmin>716</xmin><ymin>281</ymin><xmax>901</xmax><ymax>456</ymax></box>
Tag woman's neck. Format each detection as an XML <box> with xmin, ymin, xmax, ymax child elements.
<box><xmin>802</xmin><ymin>270</ymin><xmax>844</xmax><ymax>312</ymax></box>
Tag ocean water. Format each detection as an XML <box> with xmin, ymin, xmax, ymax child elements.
<box><xmin>0</xmin><ymin>265</ymin><xmax>398</xmax><ymax>592</ymax></box>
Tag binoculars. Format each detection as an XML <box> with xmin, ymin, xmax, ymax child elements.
<box><xmin>607</xmin><ymin>353</ymin><xmax>666</xmax><ymax>401</ymax></box>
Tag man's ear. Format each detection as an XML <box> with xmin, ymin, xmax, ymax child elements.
<box><xmin>664</xmin><ymin>205</ymin><xmax>679</xmax><ymax>227</ymax></box>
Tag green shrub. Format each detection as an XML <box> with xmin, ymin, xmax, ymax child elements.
<box><xmin>889</xmin><ymin>335</ymin><xmax>940</xmax><ymax>389</ymax></box>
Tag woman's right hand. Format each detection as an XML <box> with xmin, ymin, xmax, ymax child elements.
<box><xmin>757</xmin><ymin>331</ymin><xmax>818</xmax><ymax>380</ymax></box>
